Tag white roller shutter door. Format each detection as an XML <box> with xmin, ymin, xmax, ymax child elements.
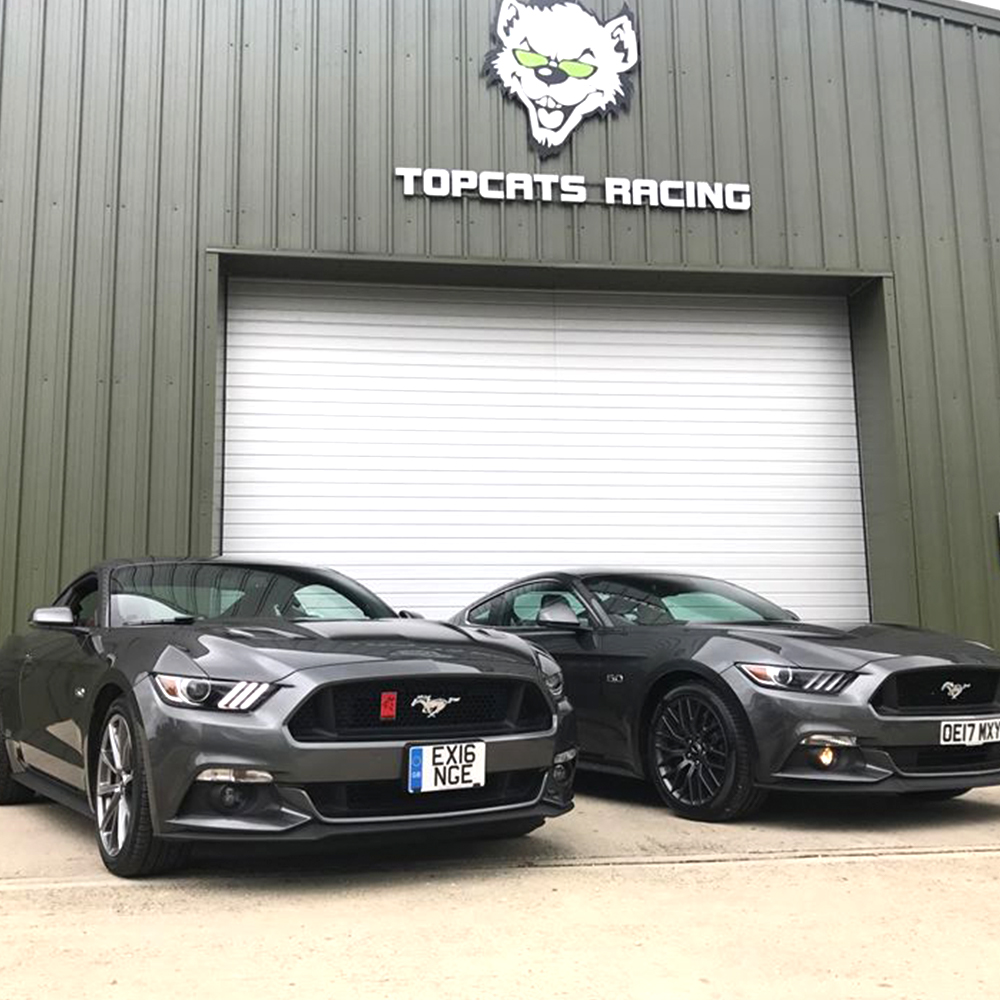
<box><xmin>223</xmin><ymin>279</ymin><xmax>870</xmax><ymax>623</ymax></box>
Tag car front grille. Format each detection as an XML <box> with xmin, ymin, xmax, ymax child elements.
<box><xmin>288</xmin><ymin>677</ymin><xmax>553</xmax><ymax>742</ymax></box>
<box><xmin>886</xmin><ymin>744</ymin><xmax>1000</xmax><ymax>775</ymax></box>
<box><xmin>303</xmin><ymin>768</ymin><xmax>546</xmax><ymax>819</ymax></box>
<box><xmin>871</xmin><ymin>667</ymin><xmax>1000</xmax><ymax>716</ymax></box>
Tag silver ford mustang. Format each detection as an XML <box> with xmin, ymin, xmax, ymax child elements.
<box><xmin>0</xmin><ymin>559</ymin><xmax>576</xmax><ymax>877</ymax></box>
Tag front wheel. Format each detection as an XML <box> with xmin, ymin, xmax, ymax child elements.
<box><xmin>94</xmin><ymin>697</ymin><xmax>189</xmax><ymax>878</ymax></box>
<box><xmin>646</xmin><ymin>682</ymin><xmax>766</xmax><ymax>822</ymax></box>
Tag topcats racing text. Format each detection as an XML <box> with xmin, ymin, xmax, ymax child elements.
<box><xmin>395</xmin><ymin>167</ymin><xmax>752</xmax><ymax>212</ymax></box>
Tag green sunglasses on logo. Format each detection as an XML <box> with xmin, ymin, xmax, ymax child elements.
<box><xmin>514</xmin><ymin>48</ymin><xmax>597</xmax><ymax>79</ymax></box>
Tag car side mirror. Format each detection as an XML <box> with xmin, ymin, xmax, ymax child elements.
<box><xmin>398</xmin><ymin>609</ymin><xmax>424</xmax><ymax>619</ymax></box>
<box><xmin>781</xmin><ymin>609</ymin><xmax>801</xmax><ymax>622</ymax></box>
<box><xmin>30</xmin><ymin>606</ymin><xmax>76</xmax><ymax>628</ymax></box>
<box><xmin>537</xmin><ymin>603</ymin><xmax>586</xmax><ymax>630</ymax></box>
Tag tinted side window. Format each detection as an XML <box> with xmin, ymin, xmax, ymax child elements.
<box><xmin>62</xmin><ymin>577</ymin><xmax>100</xmax><ymax>627</ymax></box>
<box><xmin>467</xmin><ymin>597</ymin><xmax>501</xmax><ymax>626</ymax></box>
<box><xmin>497</xmin><ymin>583</ymin><xmax>590</xmax><ymax>627</ymax></box>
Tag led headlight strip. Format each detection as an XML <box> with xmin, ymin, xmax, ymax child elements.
<box><xmin>153</xmin><ymin>674</ymin><xmax>273</xmax><ymax>712</ymax></box>
<box><xmin>217</xmin><ymin>681</ymin><xmax>271</xmax><ymax>711</ymax></box>
<box><xmin>737</xmin><ymin>663</ymin><xmax>854</xmax><ymax>695</ymax></box>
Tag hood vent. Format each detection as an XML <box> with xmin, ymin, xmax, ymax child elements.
<box><xmin>224</xmin><ymin>626</ymin><xmax>307</xmax><ymax>641</ymax></box>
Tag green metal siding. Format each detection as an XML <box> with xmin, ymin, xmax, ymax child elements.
<box><xmin>0</xmin><ymin>0</ymin><xmax>999</xmax><ymax>643</ymax></box>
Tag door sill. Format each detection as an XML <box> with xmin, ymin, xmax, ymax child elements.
<box><xmin>15</xmin><ymin>769</ymin><xmax>93</xmax><ymax>818</ymax></box>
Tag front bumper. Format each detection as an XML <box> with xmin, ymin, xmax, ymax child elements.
<box><xmin>725</xmin><ymin>663</ymin><xmax>1000</xmax><ymax>793</ymax></box>
<box><xmin>133</xmin><ymin>668</ymin><xmax>576</xmax><ymax>841</ymax></box>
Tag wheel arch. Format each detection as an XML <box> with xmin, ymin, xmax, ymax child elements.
<box><xmin>634</xmin><ymin>661</ymin><xmax>757</xmax><ymax>780</ymax></box>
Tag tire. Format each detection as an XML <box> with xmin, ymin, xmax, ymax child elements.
<box><xmin>902</xmin><ymin>788</ymin><xmax>972</xmax><ymax>802</ymax></box>
<box><xmin>93</xmin><ymin>697</ymin><xmax>190</xmax><ymax>878</ymax></box>
<box><xmin>646</xmin><ymin>682</ymin><xmax>767</xmax><ymax>822</ymax></box>
<box><xmin>0</xmin><ymin>706</ymin><xmax>34</xmax><ymax>805</ymax></box>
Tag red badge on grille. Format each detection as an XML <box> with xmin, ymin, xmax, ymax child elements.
<box><xmin>380</xmin><ymin>691</ymin><xmax>398</xmax><ymax>721</ymax></box>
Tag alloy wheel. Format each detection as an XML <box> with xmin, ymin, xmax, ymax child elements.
<box><xmin>96</xmin><ymin>713</ymin><xmax>135</xmax><ymax>857</ymax></box>
<box><xmin>652</xmin><ymin>693</ymin><xmax>733</xmax><ymax>807</ymax></box>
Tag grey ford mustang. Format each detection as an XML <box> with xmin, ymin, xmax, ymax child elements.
<box><xmin>453</xmin><ymin>570</ymin><xmax>1000</xmax><ymax>821</ymax></box>
<box><xmin>0</xmin><ymin>559</ymin><xmax>576</xmax><ymax>877</ymax></box>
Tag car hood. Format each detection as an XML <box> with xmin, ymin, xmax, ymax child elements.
<box><xmin>117</xmin><ymin>619</ymin><xmax>544</xmax><ymax>684</ymax></box>
<box><xmin>687</xmin><ymin>621</ymin><xmax>1000</xmax><ymax>673</ymax></box>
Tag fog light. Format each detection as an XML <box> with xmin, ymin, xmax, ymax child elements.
<box><xmin>196</xmin><ymin>767</ymin><xmax>273</xmax><ymax>784</ymax></box>
<box><xmin>218</xmin><ymin>784</ymin><xmax>246</xmax><ymax>811</ymax></box>
<box><xmin>801</xmin><ymin>734</ymin><xmax>857</xmax><ymax>748</ymax></box>
<box><xmin>816</xmin><ymin>746</ymin><xmax>837</xmax><ymax>769</ymax></box>
<box><xmin>553</xmin><ymin>748</ymin><xmax>578</xmax><ymax>765</ymax></box>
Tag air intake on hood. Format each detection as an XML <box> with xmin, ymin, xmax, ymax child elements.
<box><xmin>224</xmin><ymin>626</ymin><xmax>307</xmax><ymax>641</ymax></box>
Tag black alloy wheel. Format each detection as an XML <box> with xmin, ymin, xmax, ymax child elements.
<box><xmin>647</xmin><ymin>682</ymin><xmax>766</xmax><ymax>822</ymax></box>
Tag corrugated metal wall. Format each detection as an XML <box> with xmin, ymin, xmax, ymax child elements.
<box><xmin>1</xmin><ymin>0</ymin><xmax>999</xmax><ymax>643</ymax></box>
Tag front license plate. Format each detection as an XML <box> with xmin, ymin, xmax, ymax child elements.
<box><xmin>408</xmin><ymin>741</ymin><xmax>486</xmax><ymax>794</ymax></box>
<box><xmin>940</xmin><ymin>718</ymin><xmax>1000</xmax><ymax>747</ymax></box>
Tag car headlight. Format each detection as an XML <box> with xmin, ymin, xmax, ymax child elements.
<box><xmin>537</xmin><ymin>655</ymin><xmax>565</xmax><ymax>700</ymax></box>
<box><xmin>737</xmin><ymin>663</ymin><xmax>854</xmax><ymax>695</ymax></box>
<box><xmin>153</xmin><ymin>674</ymin><xmax>273</xmax><ymax>712</ymax></box>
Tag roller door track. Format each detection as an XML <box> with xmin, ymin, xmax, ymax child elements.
<box><xmin>223</xmin><ymin>279</ymin><xmax>871</xmax><ymax>623</ymax></box>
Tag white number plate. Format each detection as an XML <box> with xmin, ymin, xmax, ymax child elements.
<box><xmin>940</xmin><ymin>718</ymin><xmax>1000</xmax><ymax>747</ymax></box>
<box><xmin>408</xmin><ymin>741</ymin><xmax>486</xmax><ymax>794</ymax></box>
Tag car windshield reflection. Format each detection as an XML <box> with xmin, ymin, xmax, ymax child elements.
<box><xmin>108</xmin><ymin>562</ymin><xmax>391</xmax><ymax>627</ymax></box>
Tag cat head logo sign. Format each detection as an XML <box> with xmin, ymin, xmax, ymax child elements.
<box><xmin>485</xmin><ymin>0</ymin><xmax>639</xmax><ymax>157</ymax></box>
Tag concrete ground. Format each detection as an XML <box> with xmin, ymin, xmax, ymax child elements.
<box><xmin>2</xmin><ymin>774</ymin><xmax>1000</xmax><ymax>999</ymax></box>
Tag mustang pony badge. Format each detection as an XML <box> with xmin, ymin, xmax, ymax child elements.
<box><xmin>941</xmin><ymin>681</ymin><xmax>973</xmax><ymax>701</ymax></box>
<box><xmin>412</xmin><ymin>695</ymin><xmax>462</xmax><ymax>719</ymax></box>
<box><xmin>485</xmin><ymin>0</ymin><xmax>639</xmax><ymax>156</ymax></box>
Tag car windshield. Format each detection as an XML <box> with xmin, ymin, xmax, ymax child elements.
<box><xmin>582</xmin><ymin>574</ymin><xmax>790</xmax><ymax>626</ymax></box>
<box><xmin>108</xmin><ymin>562</ymin><xmax>393</xmax><ymax>626</ymax></box>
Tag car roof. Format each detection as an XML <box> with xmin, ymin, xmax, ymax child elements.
<box><xmin>82</xmin><ymin>557</ymin><xmax>386</xmax><ymax>602</ymax></box>
<box><xmin>468</xmin><ymin>568</ymin><xmax>724</xmax><ymax>605</ymax></box>
<box><xmin>564</xmin><ymin>568</ymin><xmax>720</xmax><ymax>581</ymax></box>
<box><xmin>92</xmin><ymin>556</ymin><xmax>338</xmax><ymax>574</ymax></box>
<box><xmin>511</xmin><ymin>568</ymin><xmax>721</xmax><ymax>584</ymax></box>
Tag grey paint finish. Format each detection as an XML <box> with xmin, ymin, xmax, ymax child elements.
<box><xmin>0</xmin><ymin>0</ymin><xmax>999</xmax><ymax>645</ymax></box>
